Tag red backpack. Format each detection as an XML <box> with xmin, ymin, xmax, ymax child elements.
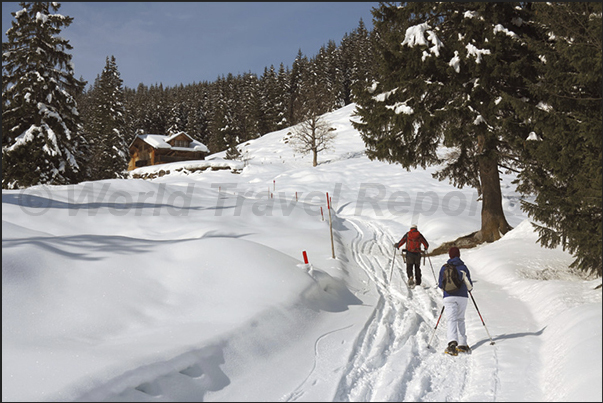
<box><xmin>406</xmin><ymin>229</ymin><xmax>424</xmax><ymax>252</ymax></box>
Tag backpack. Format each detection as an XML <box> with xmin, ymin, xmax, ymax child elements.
<box><xmin>443</xmin><ymin>263</ymin><xmax>463</xmax><ymax>292</ymax></box>
<box><xmin>406</xmin><ymin>229</ymin><xmax>425</xmax><ymax>253</ymax></box>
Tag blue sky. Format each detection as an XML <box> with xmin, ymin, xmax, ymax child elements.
<box><xmin>2</xmin><ymin>2</ymin><xmax>378</xmax><ymax>89</ymax></box>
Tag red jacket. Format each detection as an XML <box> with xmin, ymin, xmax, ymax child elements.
<box><xmin>397</xmin><ymin>228</ymin><xmax>429</xmax><ymax>253</ymax></box>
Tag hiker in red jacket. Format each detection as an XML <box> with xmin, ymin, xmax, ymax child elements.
<box><xmin>394</xmin><ymin>224</ymin><xmax>429</xmax><ymax>286</ymax></box>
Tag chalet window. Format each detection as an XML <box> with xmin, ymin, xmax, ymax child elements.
<box><xmin>173</xmin><ymin>140</ymin><xmax>189</xmax><ymax>148</ymax></box>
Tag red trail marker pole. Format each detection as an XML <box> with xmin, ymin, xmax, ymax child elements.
<box><xmin>327</xmin><ymin>192</ymin><xmax>335</xmax><ymax>259</ymax></box>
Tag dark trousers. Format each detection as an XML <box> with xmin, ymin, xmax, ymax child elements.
<box><xmin>406</xmin><ymin>252</ymin><xmax>422</xmax><ymax>285</ymax></box>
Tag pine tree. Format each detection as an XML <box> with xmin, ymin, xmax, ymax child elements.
<box><xmin>313</xmin><ymin>40</ymin><xmax>342</xmax><ymax>111</ymax></box>
<box><xmin>208</xmin><ymin>75</ymin><xmax>234</xmax><ymax>153</ymax></box>
<box><xmin>289</xmin><ymin>49</ymin><xmax>309</xmax><ymax>124</ymax></box>
<box><xmin>239</xmin><ymin>72</ymin><xmax>261</xmax><ymax>141</ymax></box>
<box><xmin>353</xmin><ymin>2</ymin><xmax>539</xmax><ymax>243</ymax></box>
<box><xmin>166</xmin><ymin>85</ymin><xmax>188</xmax><ymax>136</ymax></box>
<box><xmin>225</xmin><ymin>140</ymin><xmax>241</xmax><ymax>161</ymax></box>
<box><xmin>296</xmin><ymin>53</ymin><xmax>331</xmax><ymax>124</ymax></box>
<box><xmin>348</xmin><ymin>18</ymin><xmax>380</xmax><ymax>103</ymax></box>
<box><xmin>74</xmin><ymin>78</ymin><xmax>98</xmax><ymax>181</ymax></box>
<box><xmin>123</xmin><ymin>84</ymin><xmax>148</xmax><ymax>142</ymax></box>
<box><xmin>184</xmin><ymin>83</ymin><xmax>210</xmax><ymax>146</ymax></box>
<box><xmin>147</xmin><ymin>83</ymin><xmax>168</xmax><ymax>134</ymax></box>
<box><xmin>259</xmin><ymin>65</ymin><xmax>279</xmax><ymax>134</ymax></box>
<box><xmin>86</xmin><ymin>56</ymin><xmax>128</xmax><ymax>179</ymax></box>
<box><xmin>2</xmin><ymin>2</ymin><xmax>86</xmax><ymax>188</ymax></box>
<box><xmin>339</xmin><ymin>31</ymin><xmax>355</xmax><ymax>106</ymax></box>
<box><xmin>275</xmin><ymin>63</ymin><xmax>290</xmax><ymax>130</ymax></box>
<box><xmin>303</xmin><ymin>56</ymin><xmax>325</xmax><ymax>115</ymax></box>
<box><xmin>514</xmin><ymin>3</ymin><xmax>602</xmax><ymax>276</ymax></box>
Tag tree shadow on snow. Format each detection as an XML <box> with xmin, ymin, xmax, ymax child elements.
<box><xmin>2</xmin><ymin>235</ymin><xmax>193</xmax><ymax>262</ymax></box>
<box><xmin>2</xmin><ymin>192</ymin><xmax>210</xmax><ymax>212</ymax></box>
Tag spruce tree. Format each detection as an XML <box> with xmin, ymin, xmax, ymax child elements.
<box><xmin>225</xmin><ymin>141</ymin><xmax>241</xmax><ymax>161</ymax></box>
<box><xmin>208</xmin><ymin>75</ymin><xmax>233</xmax><ymax>153</ymax></box>
<box><xmin>340</xmin><ymin>31</ymin><xmax>355</xmax><ymax>106</ymax></box>
<box><xmin>353</xmin><ymin>2</ymin><xmax>538</xmax><ymax>243</ymax></box>
<box><xmin>184</xmin><ymin>83</ymin><xmax>210</xmax><ymax>146</ymax></box>
<box><xmin>259</xmin><ymin>65</ymin><xmax>279</xmax><ymax>134</ymax></box>
<box><xmin>313</xmin><ymin>40</ymin><xmax>342</xmax><ymax>111</ymax></box>
<box><xmin>2</xmin><ymin>2</ymin><xmax>86</xmax><ymax>188</ymax></box>
<box><xmin>166</xmin><ymin>85</ymin><xmax>189</xmax><ymax>136</ymax></box>
<box><xmin>289</xmin><ymin>49</ymin><xmax>309</xmax><ymax>124</ymax></box>
<box><xmin>240</xmin><ymin>72</ymin><xmax>261</xmax><ymax>141</ymax></box>
<box><xmin>514</xmin><ymin>3</ymin><xmax>602</xmax><ymax>276</ymax></box>
<box><xmin>275</xmin><ymin>63</ymin><xmax>290</xmax><ymax>130</ymax></box>
<box><xmin>74</xmin><ymin>77</ymin><xmax>98</xmax><ymax>180</ymax></box>
<box><xmin>123</xmin><ymin>84</ymin><xmax>149</xmax><ymax>141</ymax></box>
<box><xmin>348</xmin><ymin>18</ymin><xmax>380</xmax><ymax>103</ymax></box>
<box><xmin>87</xmin><ymin>56</ymin><xmax>128</xmax><ymax>179</ymax></box>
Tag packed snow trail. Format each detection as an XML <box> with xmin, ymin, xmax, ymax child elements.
<box><xmin>333</xmin><ymin>217</ymin><xmax>475</xmax><ymax>401</ymax></box>
<box><xmin>333</xmin><ymin>216</ymin><xmax>547</xmax><ymax>402</ymax></box>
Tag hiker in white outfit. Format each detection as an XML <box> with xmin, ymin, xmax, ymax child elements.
<box><xmin>438</xmin><ymin>246</ymin><xmax>474</xmax><ymax>355</ymax></box>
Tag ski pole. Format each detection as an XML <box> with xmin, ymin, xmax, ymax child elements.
<box><xmin>468</xmin><ymin>290</ymin><xmax>495</xmax><ymax>345</ymax></box>
<box><xmin>388</xmin><ymin>246</ymin><xmax>396</xmax><ymax>282</ymax></box>
<box><xmin>427</xmin><ymin>306</ymin><xmax>445</xmax><ymax>349</ymax></box>
<box><xmin>426</xmin><ymin>253</ymin><xmax>438</xmax><ymax>286</ymax></box>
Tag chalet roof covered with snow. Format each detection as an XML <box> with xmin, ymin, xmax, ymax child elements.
<box><xmin>132</xmin><ymin>132</ymin><xmax>209</xmax><ymax>153</ymax></box>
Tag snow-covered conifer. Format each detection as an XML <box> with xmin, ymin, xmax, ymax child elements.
<box><xmin>86</xmin><ymin>56</ymin><xmax>128</xmax><ymax>179</ymax></box>
<box><xmin>514</xmin><ymin>2</ymin><xmax>602</xmax><ymax>275</ymax></box>
<box><xmin>353</xmin><ymin>2</ymin><xmax>539</xmax><ymax>243</ymax></box>
<box><xmin>2</xmin><ymin>2</ymin><xmax>86</xmax><ymax>188</ymax></box>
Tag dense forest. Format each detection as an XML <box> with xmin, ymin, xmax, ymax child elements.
<box><xmin>78</xmin><ymin>20</ymin><xmax>373</xmax><ymax>177</ymax></box>
<box><xmin>3</xmin><ymin>2</ymin><xmax>377</xmax><ymax>184</ymax></box>
<box><xmin>78</xmin><ymin>20</ymin><xmax>377</xmax><ymax>181</ymax></box>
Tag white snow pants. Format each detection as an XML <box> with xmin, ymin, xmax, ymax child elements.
<box><xmin>443</xmin><ymin>296</ymin><xmax>469</xmax><ymax>346</ymax></box>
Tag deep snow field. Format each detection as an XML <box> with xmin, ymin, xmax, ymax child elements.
<box><xmin>2</xmin><ymin>104</ymin><xmax>601</xmax><ymax>402</ymax></box>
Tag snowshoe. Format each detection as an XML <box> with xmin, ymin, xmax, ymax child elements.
<box><xmin>444</xmin><ymin>341</ymin><xmax>458</xmax><ymax>356</ymax></box>
<box><xmin>456</xmin><ymin>345</ymin><xmax>471</xmax><ymax>354</ymax></box>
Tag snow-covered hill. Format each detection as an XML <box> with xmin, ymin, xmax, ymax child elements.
<box><xmin>3</xmin><ymin>103</ymin><xmax>601</xmax><ymax>402</ymax></box>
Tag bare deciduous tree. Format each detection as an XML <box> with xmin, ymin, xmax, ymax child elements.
<box><xmin>290</xmin><ymin>113</ymin><xmax>337</xmax><ymax>167</ymax></box>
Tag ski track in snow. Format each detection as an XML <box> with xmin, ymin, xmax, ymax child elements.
<box><xmin>334</xmin><ymin>217</ymin><xmax>476</xmax><ymax>402</ymax></box>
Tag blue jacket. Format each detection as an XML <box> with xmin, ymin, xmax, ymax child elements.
<box><xmin>438</xmin><ymin>256</ymin><xmax>473</xmax><ymax>298</ymax></box>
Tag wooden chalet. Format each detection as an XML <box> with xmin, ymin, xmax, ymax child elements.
<box><xmin>128</xmin><ymin>132</ymin><xmax>209</xmax><ymax>171</ymax></box>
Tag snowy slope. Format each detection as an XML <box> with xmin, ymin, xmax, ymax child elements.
<box><xmin>2</xmin><ymin>103</ymin><xmax>601</xmax><ymax>402</ymax></box>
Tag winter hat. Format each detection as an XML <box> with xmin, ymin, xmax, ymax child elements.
<box><xmin>449</xmin><ymin>247</ymin><xmax>460</xmax><ymax>258</ymax></box>
<box><xmin>410</xmin><ymin>224</ymin><xmax>418</xmax><ymax>229</ymax></box>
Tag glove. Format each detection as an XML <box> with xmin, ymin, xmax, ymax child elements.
<box><xmin>462</xmin><ymin>272</ymin><xmax>473</xmax><ymax>292</ymax></box>
<box><xmin>393</xmin><ymin>242</ymin><xmax>399</xmax><ymax>249</ymax></box>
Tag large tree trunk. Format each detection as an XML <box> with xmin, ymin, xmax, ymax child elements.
<box><xmin>476</xmin><ymin>154</ymin><xmax>512</xmax><ymax>242</ymax></box>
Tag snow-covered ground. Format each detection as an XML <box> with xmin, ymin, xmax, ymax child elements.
<box><xmin>3</xmin><ymin>103</ymin><xmax>601</xmax><ymax>402</ymax></box>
